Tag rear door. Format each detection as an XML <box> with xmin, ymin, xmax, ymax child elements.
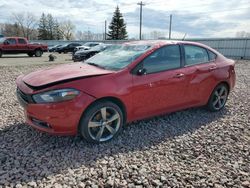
<box><xmin>131</xmin><ymin>44</ymin><xmax>190</xmax><ymax>119</ymax></box>
<box><xmin>17</xmin><ymin>38</ymin><xmax>29</xmax><ymax>52</ymax></box>
<box><xmin>182</xmin><ymin>44</ymin><xmax>218</xmax><ymax>105</ymax></box>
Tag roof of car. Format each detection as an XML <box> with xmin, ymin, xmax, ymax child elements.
<box><xmin>123</xmin><ymin>40</ymin><xmax>207</xmax><ymax>47</ymax></box>
<box><xmin>123</xmin><ymin>40</ymin><xmax>215</xmax><ymax>52</ymax></box>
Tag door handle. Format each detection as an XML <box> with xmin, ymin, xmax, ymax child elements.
<box><xmin>209</xmin><ymin>66</ymin><xmax>217</xmax><ymax>71</ymax></box>
<box><xmin>173</xmin><ymin>73</ymin><xmax>185</xmax><ymax>78</ymax></box>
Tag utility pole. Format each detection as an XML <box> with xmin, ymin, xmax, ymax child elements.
<box><xmin>137</xmin><ymin>1</ymin><xmax>145</xmax><ymax>40</ymax></box>
<box><xmin>169</xmin><ymin>14</ymin><xmax>172</xmax><ymax>40</ymax></box>
<box><xmin>104</xmin><ymin>20</ymin><xmax>107</xmax><ymax>40</ymax></box>
<box><xmin>87</xmin><ymin>27</ymin><xmax>90</xmax><ymax>40</ymax></box>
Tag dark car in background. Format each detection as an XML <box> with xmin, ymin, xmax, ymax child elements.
<box><xmin>48</xmin><ymin>44</ymin><xmax>62</xmax><ymax>52</ymax></box>
<box><xmin>73</xmin><ymin>44</ymin><xmax>112</xmax><ymax>62</ymax></box>
<box><xmin>56</xmin><ymin>43</ymin><xmax>82</xmax><ymax>53</ymax></box>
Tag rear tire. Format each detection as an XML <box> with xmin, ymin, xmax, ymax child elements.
<box><xmin>0</xmin><ymin>50</ymin><xmax>2</xmax><ymax>58</ymax></box>
<box><xmin>207</xmin><ymin>83</ymin><xmax>229</xmax><ymax>112</ymax></box>
<box><xmin>34</xmin><ymin>49</ymin><xmax>42</xmax><ymax>57</ymax></box>
<box><xmin>79</xmin><ymin>101</ymin><xmax>124</xmax><ymax>143</ymax></box>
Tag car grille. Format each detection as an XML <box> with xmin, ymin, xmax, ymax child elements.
<box><xmin>16</xmin><ymin>88</ymin><xmax>33</xmax><ymax>103</ymax></box>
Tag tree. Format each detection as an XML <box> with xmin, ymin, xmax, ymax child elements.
<box><xmin>38</xmin><ymin>13</ymin><xmax>63</xmax><ymax>40</ymax></box>
<box><xmin>12</xmin><ymin>12</ymin><xmax>37</xmax><ymax>39</ymax></box>
<box><xmin>60</xmin><ymin>20</ymin><xmax>75</xmax><ymax>40</ymax></box>
<box><xmin>236</xmin><ymin>31</ymin><xmax>250</xmax><ymax>38</ymax></box>
<box><xmin>107</xmin><ymin>6</ymin><xmax>128</xmax><ymax>40</ymax></box>
<box><xmin>47</xmin><ymin>14</ymin><xmax>54</xmax><ymax>39</ymax></box>
<box><xmin>38</xmin><ymin>13</ymin><xmax>48</xmax><ymax>39</ymax></box>
<box><xmin>53</xmin><ymin>20</ymin><xmax>63</xmax><ymax>40</ymax></box>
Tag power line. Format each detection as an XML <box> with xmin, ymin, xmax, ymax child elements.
<box><xmin>137</xmin><ymin>1</ymin><xmax>146</xmax><ymax>40</ymax></box>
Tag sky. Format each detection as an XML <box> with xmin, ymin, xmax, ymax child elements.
<box><xmin>0</xmin><ymin>0</ymin><xmax>250</xmax><ymax>39</ymax></box>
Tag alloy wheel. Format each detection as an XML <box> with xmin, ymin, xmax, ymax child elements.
<box><xmin>88</xmin><ymin>107</ymin><xmax>121</xmax><ymax>142</ymax></box>
<box><xmin>212</xmin><ymin>85</ymin><xmax>228</xmax><ymax>110</ymax></box>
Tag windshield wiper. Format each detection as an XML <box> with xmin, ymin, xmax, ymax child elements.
<box><xmin>87</xmin><ymin>62</ymin><xmax>106</xmax><ymax>69</ymax></box>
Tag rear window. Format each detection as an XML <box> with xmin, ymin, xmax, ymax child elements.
<box><xmin>184</xmin><ymin>45</ymin><xmax>209</xmax><ymax>65</ymax></box>
<box><xmin>18</xmin><ymin>38</ymin><xmax>27</xmax><ymax>44</ymax></box>
<box><xmin>208</xmin><ymin>50</ymin><xmax>217</xmax><ymax>61</ymax></box>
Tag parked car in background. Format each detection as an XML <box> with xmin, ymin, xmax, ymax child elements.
<box><xmin>0</xmin><ymin>34</ymin><xmax>4</xmax><ymax>38</ymax></box>
<box><xmin>73</xmin><ymin>44</ymin><xmax>112</xmax><ymax>62</ymax></box>
<box><xmin>48</xmin><ymin>44</ymin><xmax>62</xmax><ymax>52</ymax></box>
<box><xmin>16</xmin><ymin>40</ymin><xmax>236</xmax><ymax>143</ymax></box>
<box><xmin>73</xmin><ymin>42</ymin><xmax>104</xmax><ymax>55</ymax></box>
<box><xmin>0</xmin><ymin>37</ymin><xmax>48</xmax><ymax>57</ymax></box>
<box><xmin>56</xmin><ymin>43</ymin><xmax>82</xmax><ymax>53</ymax></box>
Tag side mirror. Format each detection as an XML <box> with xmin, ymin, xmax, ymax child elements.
<box><xmin>137</xmin><ymin>68</ymin><xmax>147</xmax><ymax>75</ymax></box>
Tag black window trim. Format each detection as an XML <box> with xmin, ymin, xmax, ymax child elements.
<box><xmin>131</xmin><ymin>44</ymin><xmax>183</xmax><ymax>75</ymax></box>
<box><xmin>181</xmin><ymin>44</ymin><xmax>215</xmax><ymax>67</ymax></box>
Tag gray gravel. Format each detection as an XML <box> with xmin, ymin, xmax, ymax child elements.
<box><xmin>0</xmin><ymin>60</ymin><xmax>249</xmax><ymax>188</ymax></box>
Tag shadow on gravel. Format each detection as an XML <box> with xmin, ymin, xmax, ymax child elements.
<box><xmin>0</xmin><ymin>107</ymin><xmax>228</xmax><ymax>184</ymax></box>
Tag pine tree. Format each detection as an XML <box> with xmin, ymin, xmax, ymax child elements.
<box><xmin>38</xmin><ymin>13</ymin><xmax>48</xmax><ymax>40</ymax></box>
<box><xmin>38</xmin><ymin>13</ymin><xmax>63</xmax><ymax>40</ymax></box>
<box><xmin>53</xmin><ymin>20</ymin><xmax>63</xmax><ymax>40</ymax></box>
<box><xmin>47</xmin><ymin>14</ymin><xmax>54</xmax><ymax>40</ymax></box>
<box><xmin>107</xmin><ymin>6</ymin><xmax>128</xmax><ymax>40</ymax></box>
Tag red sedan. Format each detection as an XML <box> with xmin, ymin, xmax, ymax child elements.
<box><xmin>16</xmin><ymin>41</ymin><xmax>236</xmax><ymax>143</ymax></box>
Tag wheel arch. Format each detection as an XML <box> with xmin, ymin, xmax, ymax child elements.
<box><xmin>207</xmin><ymin>81</ymin><xmax>230</xmax><ymax>104</ymax></box>
<box><xmin>217</xmin><ymin>81</ymin><xmax>230</xmax><ymax>91</ymax></box>
<box><xmin>34</xmin><ymin>47</ymin><xmax>42</xmax><ymax>51</ymax></box>
<box><xmin>77</xmin><ymin>96</ymin><xmax>127</xmax><ymax>132</ymax></box>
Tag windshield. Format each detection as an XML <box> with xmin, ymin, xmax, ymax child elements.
<box><xmin>85</xmin><ymin>44</ymin><xmax>151</xmax><ymax>70</ymax></box>
<box><xmin>91</xmin><ymin>45</ymin><xmax>106</xmax><ymax>51</ymax></box>
<box><xmin>61</xmin><ymin>44</ymin><xmax>68</xmax><ymax>47</ymax></box>
<box><xmin>0</xmin><ymin>38</ymin><xmax>5</xmax><ymax>44</ymax></box>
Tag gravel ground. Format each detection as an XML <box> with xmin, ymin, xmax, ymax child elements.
<box><xmin>0</xmin><ymin>59</ymin><xmax>249</xmax><ymax>188</ymax></box>
<box><xmin>0</xmin><ymin>52</ymin><xmax>71</xmax><ymax>66</ymax></box>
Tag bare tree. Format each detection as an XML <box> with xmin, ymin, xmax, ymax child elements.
<box><xmin>150</xmin><ymin>31</ymin><xmax>165</xmax><ymax>39</ymax></box>
<box><xmin>12</xmin><ymin>12</ymin><xmax>37</xmax><ymax>39</ymax></box>
<box><xmin>75</xmin><ymin>30</ymin><xmax>85</xmax><ymax>40</ymax></box>
<box><xmin>236</xmin><ymin>31</ymin><xmax>250</xmax><ymax>38</ymax></box>
<box><xmin>1</xmin><ymin>23</ymin><xmax>22</xmax><ymax>37</ymax></box>
<box><xmin>60</xmin><ymin>20</ymin><xmax>75</xmax><ymax>40</ymax></box>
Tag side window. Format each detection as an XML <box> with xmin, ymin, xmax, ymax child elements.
<box><xmin>184</xmin><ymin>45</ymin><xmax>209</xmax><ymax>65</ymax></box>
<box><xmin>5</xmin><ymin>38</ymin><xmax>17</xmax><ymax>45</ymax></box>
<box><xmin>143</xmin><ymin>45</ymin><xmax>181</xmax><ymax>74</ymax></box>
<box><xmin>208</xmin><ymin>50</ymin><xmax>217</xmax><ymax>61</ymax></box>
<box><xmin>18</xmin><ymin>38</ymin><xmax>27</xmax><ymax>44</ymax></box>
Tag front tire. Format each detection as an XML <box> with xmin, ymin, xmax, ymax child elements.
<box><xmin>28</xmin><ymin>53</ymin><xmax>33</xmax><ymax>57</ymax></box>
<box><xmin>34</xmin><ymin>49</ymin><xmax>42</xmax><ymax>57</ymax></box>
<box><xmin>0</xmin><ymin>50</ymin><xmax>2</xmax><ymax>58</ymax></box>
<box><xmin>207</xmin><ymin>84</ymin><xmax>229</xmax><ymax>112</ymax></box>
<box><xmin>79</xmin><ymin>101</ymin><xmax>124</xmax><ymax>143</ymax></box>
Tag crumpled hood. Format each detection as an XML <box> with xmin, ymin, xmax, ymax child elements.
<box><xmin>22</xmin><ymin>63</ymin><xmax>114</xmax><ymax>88</ymax></box>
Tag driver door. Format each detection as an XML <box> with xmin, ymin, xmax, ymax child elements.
<box><xmin>2</xmin><ymin>38</ymin><xmax>17</xmax><ymax>53</ymax></box>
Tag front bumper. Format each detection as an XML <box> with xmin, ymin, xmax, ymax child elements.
<box><xmin>73</xmin><ymin>55</ymin><xmax>86</xmax><ymax>62</ymax></box>
<box><xmin>16</xmin><ymin>87</ymin><xmax>95</xmax><ymax>136</ymax></box>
